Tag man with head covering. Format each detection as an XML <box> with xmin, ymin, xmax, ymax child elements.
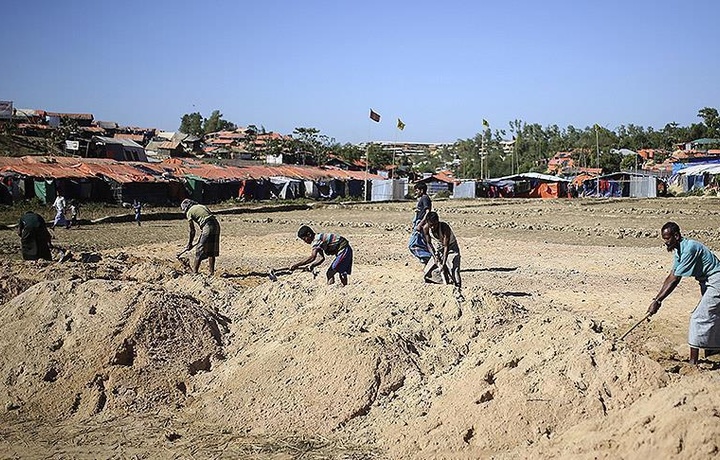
<box><xmin>17</xmin><ymin>211</ymin><xmax>53</xmax><ymax>261</ymax></box>
<box><xmin>180</xmin><ymin>199</ymin><xmax>220</xmax><ymax>275</ymax></box>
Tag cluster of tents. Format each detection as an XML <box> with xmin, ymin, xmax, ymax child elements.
<box><xmin>0</xmin><ymin>156</ymin><xmax>381</xmax><ymax>206</ymax></box>
<box><xmin>667</xmin><ymin>162</ymin><xmax>720</xmax><ymax>194</ymax></box>
<box><xmin>423</xmin><ymin>172</ymin><xmax>665</xmax><ymax>199</ymax></box>
<box><xmin>0</xmin><ymin>155</ymin><xmax>673</xmax><ymax>207</ymax></box>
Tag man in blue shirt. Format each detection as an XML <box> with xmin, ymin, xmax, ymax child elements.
<box><xmin>408</xmin><ymin>182</ymin><xmax>432</xmax><ymax>264</ymax></box>
<box><xmin>648</xmin><ymin>221</ymin><xmax>720</xmax><ymax>364</ymax></box>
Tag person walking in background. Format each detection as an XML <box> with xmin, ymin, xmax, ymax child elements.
<box><xmin>180</xmin><ymin>199</ymin><xmax>220</xmax><ymax>275</ymax></box>
<box><xmin>51</xmin><ymin>193</ymin><xmax>70</xmax><ymax>230</ymax></box>
<box><xmin>408</xmin><ymin>182</ymin><xmax>433</xmax><ymax>264</ymax></box>
<box><xmin>647</xmin><ymin>221</ymin><xmax>720</xmax><ymax>365</ymax></box>
<box><xmin>291</xmin><ymin>225</ymin><xmax>353</xmax><ymax>286</ymax></box>
<box><xmin>17</xmin><ymin>211</ymin><xmax>53</xmax><ymax>261</ymax></box>
<box><xmin>133</xmin><ymin>200</ymin><xmax>142</xmax><ymax>226</ymax></box>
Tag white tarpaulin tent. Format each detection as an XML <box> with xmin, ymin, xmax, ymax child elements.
<box><xmin>452</xmin><ymin>181</ymin><xmax>477</xmax><ymax>198</ymax></box>
<box><xmin>371</xmin><ymin>179</ymin><xmax>406</xmax><ymax>201</ymax></box>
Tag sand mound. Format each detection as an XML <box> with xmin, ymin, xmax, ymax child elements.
<box><xmin>182</xmin><ymin>278</ymin><xmax>526</xmax><ymax>437</ymax></box>
<box><xmin>2</xmin><ymin>206</ymin><xmax>720</xmax><ymax>459</ymax></box>
<box><xmin>0</xmin><ymin>276</ymin><xmax>230</xmax><ymax>419</ymax></box>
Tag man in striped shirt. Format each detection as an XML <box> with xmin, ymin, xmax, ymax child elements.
<box><xmin>291</xmin><ymin>225</ymin><xmax>353</xmax><ymax>286</ymax></box>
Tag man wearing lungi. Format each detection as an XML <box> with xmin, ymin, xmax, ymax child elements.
<box><xmin>408</xmin><ymin>182</ymin><xmax>433</xmax><ymax>264</ymax></box>
<box><xmin>181</xmin><ymin>199</ymin><xmax>220</xmax><ymax>276</ymax></box>
<box><xmin>648</xmin><ymin>221</ymin><xmax>720</xmax><ymax>364</ymax></box>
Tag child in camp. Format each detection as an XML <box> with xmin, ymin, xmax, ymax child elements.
<box><xmin>133</xmin><ymin>200</ymin><xmax>142</xmax><ymax>226</ymax></box>
<box><xmin>291</xmin><ymin>225</ymin><xmax>353</xmax><ymax>286</ymax></box>
<box><xmin>420</xmin><ymin>211</ymin><xmax>463</xmax><ymax>300</ymax></box>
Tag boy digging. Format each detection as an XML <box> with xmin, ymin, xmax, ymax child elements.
<box><xmin>291</xmin><ymin>225</ymin><xmax>353</xmax><ymax>286</ymax></box>
<box><xmin>420</xmin><ymin>211</ymin><xmax>463</xmax><ymax>301</ymax></box>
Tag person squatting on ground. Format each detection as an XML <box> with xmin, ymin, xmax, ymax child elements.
<box><xmin>648</xmin><ymin>221</ymin><xmax>720</xmax><ymax>364</ymax></box>
<box><xmin>419</xmin><ymin>211</ymin><xmax>463</xmax><ymax>300</ymax></box>
<box><xmin>18</xmin><ymin>211</ymin><xmax>53</xmax><ymax>261</ymax></box>
<box><xmin>180</xmin><ymin>199</ymin><xmax>220</xmax><ymax>275</ymax></box>
<box><xmin>133</xmin><ymin>200</ymin><xmax>142</xmax><ymax>226</ymax></box>
<box><xmin>408</xmin><ymin>182</ymin><xmax>433</xmax><ymax>264</ymax></box>
<box><xmin>291</xmin><ymin>225</ymin><xmax>353</xmax><ymax>286</ymax></box>
<box><xmin>51</xmin><ymin>194</ymin><xmax>70</xmax><ymax>229</ymax></box>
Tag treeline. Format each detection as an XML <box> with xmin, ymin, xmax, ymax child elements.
<box><xmin>180</xmin><ymin>107</ymin><xmax>720</xmax><ymax>178</ymax></box>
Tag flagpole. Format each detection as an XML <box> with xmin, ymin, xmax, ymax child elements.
<box><xmin>365</xmin><ymin>122</ymin><xmax>371</xmax><ymax>202</ymax></box>
<box><xmin>392</xmin><ymin>127</ymin><xmax>397</xmax><ymax>180</ymax></box>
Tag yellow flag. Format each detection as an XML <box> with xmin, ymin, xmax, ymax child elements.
<box><xmin>397</xmin><ymin>118</ymin><xmax>405</xmax><ymax>131</ymax></box>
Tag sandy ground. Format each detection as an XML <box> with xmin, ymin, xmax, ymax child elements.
<box><xmin>1</xmin><ymin>197</ymin><xmax>720</xmax><ymax>459</ymax></box>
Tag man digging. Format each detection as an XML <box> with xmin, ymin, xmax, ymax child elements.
<box><xmin>648</xmin><ymin>221</ymin><xmax>720</xmax><ymax>365</ymax></box>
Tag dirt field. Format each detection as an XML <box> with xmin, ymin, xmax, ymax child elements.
<box><xmin>1</xmin><ymin>197</ymin><xmax>720</xmax><ymax>459</ymax></box>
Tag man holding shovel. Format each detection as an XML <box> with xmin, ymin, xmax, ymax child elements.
<box><xmin>180</xmin><ymin>199</ymin><xmax>220</xmax><ymax>275</ymax></box>
<box><xmin>648</xmin><ymin>221</ymin><xmax>720</xmax><ymax>364</ymax></box>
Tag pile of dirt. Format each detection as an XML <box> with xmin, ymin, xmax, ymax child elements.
<box><xmin>2</xmin><ymin>209</ymin><xmax>720</xmax><ymax>458</ymax></box>
<box><xmin>0</xmin><ymin>274</ymin><xmax>232</xmax><ymax>420</ymax></box>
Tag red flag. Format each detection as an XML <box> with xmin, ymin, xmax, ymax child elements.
<box><xmin>369</xmin><ymin>109</ymin><xmax>381</xmax><ymax>122</ymax></box>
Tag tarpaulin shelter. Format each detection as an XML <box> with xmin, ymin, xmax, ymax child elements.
<box><xmin>416</xmin><ymin>171</ymin><xmax>457</xmax><ymax>195</ymax></box>
<box><xmin>0</xmin><ymin>156</ymin><xmax>97</xmax><ymax>203</ymax></box>
<box><xmin>583</xmin><ymin>172</ymin><xmax>662</xmax><ymax>198</ymax></box>
<box><xmin>269</xmin><ymin>177</ymin><xmax>305</xmax><ymax>199</ymax></box>
<box><xmin>371</xmin><ymin>179</ymin><xmax>407</xmax><ymax>201</ymax></box>
<box><xmin>670</xmin><ymin>163</ymin><xmax>720</xmax><ymax>193</ymax></box>
<box><xmin>487</xmin><ymin>173</ymin><xmax>569</xmax><ymax>199</ymax></box>
<box><xmin>452</xmin><ymin>181</ymin><xmax>477</xmax><ymax>199</ymax></box>
<box><xmin>78</xmin><ymin>160</ymin><xmax>173</xmax><ymax>204</ymax></box>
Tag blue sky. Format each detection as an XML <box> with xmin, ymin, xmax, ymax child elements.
<box><xmin>2</xmin><ymin>0</ymin><xmax>719</xmax><ymax>144</ymax></box>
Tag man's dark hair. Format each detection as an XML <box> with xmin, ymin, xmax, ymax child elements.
<box><xmin>426</xmin><ymin>211</ymin><xmax>439</xmax><ymax>223</ymax></box>
<box><xmin>413</xmin><ymin>182</ymin><xmax>427</xmax><ymax>193</ymax></box>
<box><xmin>662</xmin><ymin>221</ymin><xmax>680</xmax><ymax>235</ymax></box>
<box><xmin>297</xmin><ymin>225</ymin><xmax>314</xmax><ymax>239</ymax></box>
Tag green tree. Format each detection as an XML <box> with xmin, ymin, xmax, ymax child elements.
<box><xmin>292</xmin><ymin>127</ymin><xmax>333</xmax><ymax>165</ymax></box>
<box><xmin>179</xmin><ymin>112</ymin><xmax>203</xmax><ymax>137</ymax></box>
<box><xmin>332</xmin><ymin>142</ymin><xmax>364</xmax><ymax>162</ymax></box>
<box><xmin>367</xmin><ymin>143</ymin><xmax>393</xmax><ymax>168</ymax></box>
<box><xmin>203</xmin><ymin>110</ymin><xmax>236</xmax><ymax>135</ymax></box>
<box><xmin>698</xmin><ymin>107</ymin><xmax>720</xmax><ymax>138</ymax></box>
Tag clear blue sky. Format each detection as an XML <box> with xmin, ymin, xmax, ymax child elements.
<box><xmin>2</xmin><ymin>0</ymin><xmax>719</xmax><ymax>144</ymax></box>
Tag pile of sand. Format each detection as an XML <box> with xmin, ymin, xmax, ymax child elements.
<box><xmin>1</xmin><ymin>230</ymin><xmax>720</xmax><ymax>459</ymax></box>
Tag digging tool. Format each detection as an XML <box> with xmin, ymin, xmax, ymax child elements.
<box><xmin>619</xmin><ymin>313</ymin><xmax>652</xmax><ymax>341</ymax></box>
<box><xmin>268</xmin><ymin>267</ymin><xmax>293</xmax><ymax>282</ymax></box>
<box><xmin>176</xmin><ymin>243</ymin><xmax>197</xmax><ymax>259</ymax></box>
<box><xmin>268</xmin><ymin>266</ymin><xmax>318</xmax><ymax>282</ymax></box>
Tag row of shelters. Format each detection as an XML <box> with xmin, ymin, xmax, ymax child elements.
<box><xmin>0</xmin><ymin>157</ymin><xmax>381</xmax><ymax>206</ymax></box>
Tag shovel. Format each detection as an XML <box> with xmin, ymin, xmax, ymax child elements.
<box><xmin>176</xmin><ymin>243</ymin><xmax>197</xmax><ymax>259</ymax></box>
<box><xmin>619</xmin><ymin>313</ymin><xmax>652</xmax><ymax>341</ymax></box>
<box><xmin>268</xmin><ymin>267</ymin><xmax>318</xmax><ymax>282</ymax></box>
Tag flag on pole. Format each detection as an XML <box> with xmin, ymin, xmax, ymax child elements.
<box><xmin>397</xmin><ymin>118</ymin><xmax>405</xmax><ymax>131</ymax></box>
<box><xmin>369</xmin><ymin>109</ymin><xmax>381</xmax><ymax>122</ymax></box>
<box><xmin>482</xmin><ymin>119</ymin><xmax>489</xmax><ymax>128</ymax></box>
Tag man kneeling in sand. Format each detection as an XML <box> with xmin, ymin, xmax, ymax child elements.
<box><xmin>419</xmin><ymin>212</ymin><xmax>463</xmax><ymax>301</ymax></box>
<box><xmin>291</xmin><ymin>225</ymin><xmax>353</xmax><ymax>286</ymax></box>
